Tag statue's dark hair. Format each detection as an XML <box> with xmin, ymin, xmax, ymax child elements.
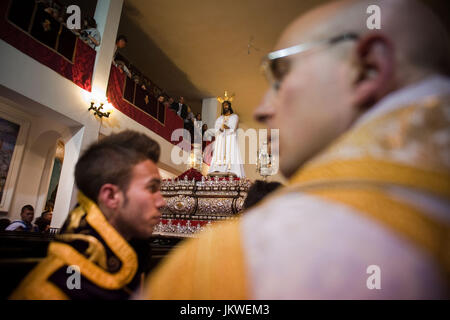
<box><xmin>221</xmin><ymin>101</ymin><xmax>234</xmax><ymax>115</ymax></box>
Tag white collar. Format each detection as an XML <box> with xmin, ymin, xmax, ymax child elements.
<box><xmin>353</xmin><ymin>74</ymin><xmax>450</xmax><ymax>129</ymax></box>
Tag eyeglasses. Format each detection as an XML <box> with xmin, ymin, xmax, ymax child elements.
<box><xmin>261</xmin><ymin>33</ymin><xmax>359</xmax><ymax>90</ymax></box>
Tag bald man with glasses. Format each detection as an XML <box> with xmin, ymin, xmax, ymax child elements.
<box><xmin>143</xmin><ymin>0</ymin><xmax>450</xmax><ymax>299</ymax></box>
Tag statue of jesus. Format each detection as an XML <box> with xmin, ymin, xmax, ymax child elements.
<box><xmin>208</xmin><ymin>101</ymin><xmax>245</xmax><ymax>177</ymax></box>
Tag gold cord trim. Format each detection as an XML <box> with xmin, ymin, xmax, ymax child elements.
<box><xmin>291</xmin><ymin>158</ymin><xmax>450</xmax><ymax>198</ymax></box>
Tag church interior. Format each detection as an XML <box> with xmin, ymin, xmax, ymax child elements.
<box><xmin>0</xmin><ymin>0</ymin><xmax>294</xmax><ymax>298</ymax></box>
<box><xmin>0</xmin><ymin>0</ymin><xmax>449</xmax><ymax>301</ymax></box>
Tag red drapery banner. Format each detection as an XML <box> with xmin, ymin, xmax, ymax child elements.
<box><xmin>107</xmin><ymin>65</ymin><xmax>184</xmax><ymax>144</ymax></box>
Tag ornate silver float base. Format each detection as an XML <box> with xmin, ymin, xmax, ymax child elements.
<box><xmin>158</xmin><ymin>176</ymin><xmax>251</xmax><ymax>237</ymax></box>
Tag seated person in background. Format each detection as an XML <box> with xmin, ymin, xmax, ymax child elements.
<box><xmin>242</xmin><ymin>180</ymin><xmax>282</xmax><ymax>210</ymax></box>
<box><xmin>5</xmin><ymin>205</ymin><xmax>35</xmax><ymax>232</ymax></box>
<box><xmin>11</xmin><ymin>131</ymin><xmax>166</xmax><ymax>299</ymax></box>
<box><xmin>34</xmin><ymin>210</ymin><xmax>53</xmax><ymax>233</ymax></box>
<box><xmin>0</xmin><ymin>218</ymin><xmax>11</xmax><ymax>231</ymax></box>
<box><xmin>79</xmin><ymin>17</ymin><xmax>101</xmax><ymax>49</ymax></box>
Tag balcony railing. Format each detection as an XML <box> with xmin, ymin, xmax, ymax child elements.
<box><xmin>107</xmin><ymin>64</ymin><xmax>185</xmax><ymax>145</ymax></box>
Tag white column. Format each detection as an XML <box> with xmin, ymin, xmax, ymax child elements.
<box><xmin>201</xmin><ymin>97</ymin><xmax>220</xmax><ymax>131</ymax></box>
<box><xmin>91</xmin><ymin>0</ymin><xmax>124</xmax><ymax>96</ymax></box>
<box><xmin>52</xmin><ymin>0</ymin><xmax>124</xmax><ymax>227</ymax></box>
<box><xmin>52</xmin><ymin>127</ymin><xmax>82</xmax><ymax>227</ymax></box>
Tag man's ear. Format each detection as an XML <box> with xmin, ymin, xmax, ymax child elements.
<box><xmin>97</xmin><ymin>184</ymin><xmax>122</xmax><ymax>210</ymax></box>
<box><xmin>351</xmin><ymin>33</ymin><xmax>395</xmax><ymax>110</ymax></box>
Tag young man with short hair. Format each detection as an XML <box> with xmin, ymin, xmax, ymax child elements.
<box><xmin>11</xmin><ymin>130</ymin><xmax>166</xmax><ymax>299</ymax></box>
<box><xmin>5</xmin><ymin>205</ymin><xmax>35</xmax><ymax>232</ymax></box>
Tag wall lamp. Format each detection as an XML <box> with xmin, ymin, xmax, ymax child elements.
<box><xmin>83</xmin><ymin>89</ymin><xmax>114</xmax><ymax>119</ymax></box>
<box><xmin>88</xmin><ymin>101</ymin><xmax>111</xmax><ymax>118</ymax></box>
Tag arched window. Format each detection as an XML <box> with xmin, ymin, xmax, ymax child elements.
<box><xmin>44</xmin><ymin>140</ymin><xmax>65</xmax><ymax>212</ymax></box>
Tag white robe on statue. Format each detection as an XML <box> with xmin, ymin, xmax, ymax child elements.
<box><xmin>208</xmin><ymin>113</ymin><xmax>245</xmax><ymax>177</ymax></box>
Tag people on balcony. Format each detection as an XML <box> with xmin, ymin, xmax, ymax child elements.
<box><xmin>113</xmin><ymin>35</ymin><xmax>131</xmax><ymax>77</ymax></box>
<box><xmin>113</xmin><ymin>34</ymin><xmax>128</xmax><ymax>62</ymax></box>
<box><xmin>79</xmin><ymin>17</ymin><xmax>101</xmax><ymax>49</ymax></box>
<box><xmin>43</xmin><ymin>1</ymin><xmax>63</xmax><ymax>22</ymax></box>
<box><xmin>170</xmin><ymin>96</ymin><xmax>188</xmax><ymax>120</ymax></box>
<box><xmin>157</xmin><ymin>94</ymin><xmax>165</xmax><ymax>105</ymax></box>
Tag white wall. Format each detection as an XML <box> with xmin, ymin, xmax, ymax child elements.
<box><xmin>0</xmin><ymin>0</ymin><xmax>188</xmax><ymax>227</ymax></box>
<box><xmin>201</xmin><ymin>97</ymin><xmax>220</xmax><ymax>131</ymax></box>
<box><xmin>158</xmin><ymin>167</ymin><xmax>177</xmax><ymax>180</ymax></box>
<box><xmin>92</xmin><ymin>0</ymin><xmax>123</xmax><ymax>95</ymax></box>
<box><xmin>0</xmin><ymin>99</ymin><xmax>75</xmax><ymax>221</ymax></box>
